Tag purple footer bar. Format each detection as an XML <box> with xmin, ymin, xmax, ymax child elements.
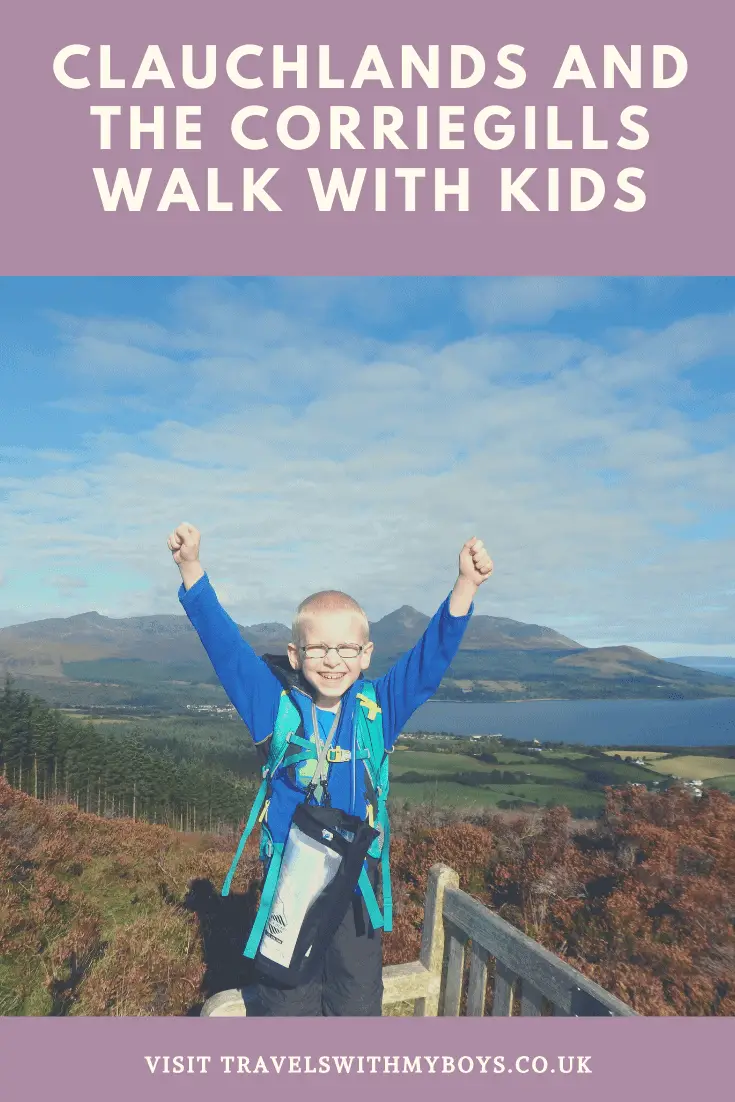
<box><xmin>1</xmin><ymin>1017</ymin><xmax>728</xmax><ymax>1100</ymax></box>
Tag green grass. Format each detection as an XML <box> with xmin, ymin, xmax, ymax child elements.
<box><xmin>387</xmin><ymin>741</ymin><xmax>664</xmax><ymax>817</ymax></box>
<box><xmin>495</xmin><ymin>761</ymin><xmax>583</xmax><ymax>781</ymax></box>
<box><xmin>391</xmin><ymin>750</ymin><xmax>498</xmax><ymax>775</ymax></box>
<box><xmin>392</xmin><ymin>746</ymin><xmax>642</xmax><ymax>784</ymax></box>
<box><xmin>539</xmin><ymin>749</ymin><xmax>598</xmax><ymax>760</ymax></box>
<box><xmin>493</xmin><ymin>750</ymin><xmax>552</xmax><ymax>764</ymax></box>
<box><xmin>0</xmin><ymin>958</ymin><xmax>53</xmax><ymax>1017</ymax></box>
<box><xmin>62</xmin><ymin>658</ymin><xmax>217</xmax><ymax>688</ymax></box>
<box><xmin>393</xmin><ymin>747</ymin><xmax>581</xmax><ymax>778</ymax></box>
<box><xmin>73</xmin><ymin>857</ymin><xmax>162</xmax><ymax>936</ymax></box>
<box><xmin>703</xmin><ymin>774</ymin><xmax>735</xmax><ymax>795</ymax></box>
<box><xmin>494</xmin><ymin>784</ymin><xmax>606</xmax><ymax>815</ymax></box>
<box><xmin>389</xmin><ymin>776</ymin><xmax>605</xmax><ymax>815</ymax></box>
<box><xmin>389</xmin><ymin>779</ymin><xmax>533</xmax><ymax>810</ymax></box>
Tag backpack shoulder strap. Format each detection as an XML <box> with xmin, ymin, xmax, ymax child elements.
<box><xmin>269</xmin><ymin>690</ymin><xmax>302</xmax><ymax>771</ymax></box>
<box><xmin>354</xmin><ymin>681</ymin><xmax>393</xmax><ymax>933</ymax></box>
<box><xmin>222</xmin><ymin>691</ymin><xmax>301</xmax><ymax>897</ymax></box>
<box><xmin>356</xmin><ymin>681</ymin><xmax>381</xmax><ymax>720</ymax></box>
<box><xmin>355</xmin><ymin>682</ymin><xmax>385</xmax><ymax>773</ymax></box>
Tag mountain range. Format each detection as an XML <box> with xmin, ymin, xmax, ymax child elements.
<box><xmin>1</xmin><ymin>605</ymin><xmax>734</xmax><ymax>707</ymax></box>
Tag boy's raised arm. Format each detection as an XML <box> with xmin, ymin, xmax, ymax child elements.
<box><xmin>168</xmin><ymin>522</ymin><xmax>281</xmax><ymax>741</ymax></box>
<box><xmin>374</xmin><ymin>538</ymin><xmax>493</xmax><ymax>746</ymax></box>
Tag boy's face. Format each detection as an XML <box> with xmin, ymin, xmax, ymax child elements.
<box><xmin>287</xmin><ymin>608</ymin><xmax>373</xmax><ymax>709</ymax></box>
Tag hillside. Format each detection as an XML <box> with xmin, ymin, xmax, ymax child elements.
<box><xmin>1</xmin><ymin>685</ymin><xmax>733</xmax><ymax>1017</ymax></box>
<box><xmin>369</xmin><ymin>606</ymin><xmax>580</xmax><ymax>652</ymax></box>
<box><xmin>1</xmin><ymin>605</ymin><xmax>734</xmax><ymax>709</ymax></box>
<box><xmin>0</xmin><ymin>610</ymin><xmax>290</xmax><ymax>677</ymax></box>
<box><xmin>2</xmin><ymin>776</ymin><xmax>733</xmax><ymax>1017</ymax></box>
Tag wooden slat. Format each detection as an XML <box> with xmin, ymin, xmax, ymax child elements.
<box><xmin>466</xmin><ymin>943</ymin><xmax>488</xmax><ymax>1016</ymax></box>
<box><xmin>382</xmin><ymin>961</ymin><xmax>438</xmax><ymax>1007</ymax></box>
<box><xmin>520</xmin><ymin>981</ymin><xmax>545</xmax><ymax>1016</ymax></box>
<box><xmin>442</xmin><ymin>887</ymin><xmax>635</xmax><ymax>1017</ymax></box>
<box><xmin>569</xmin><ymin>985</ymin><xmax>616</xmax><ymax>1017</ymax></box>
<box><xmin>492</xmin><ymin>960</ymin><xmax>515</xmax><ymax>1016</ymax></box>
<box><xmin>442</xmin><ymin>930</ymin><xmax>466</xmax><ymax>1016</ymax></box>
<box><xmin>416</xmin><ymin>864</ymin><xmax>460</xmax><ymax>1016</ymax></box>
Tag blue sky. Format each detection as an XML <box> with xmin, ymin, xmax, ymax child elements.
<box><xmin>1</xmin><ymin>276</ymin><xmax>734</xmax><ymax>656</ymax></box>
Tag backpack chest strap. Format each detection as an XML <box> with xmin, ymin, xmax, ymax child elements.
<box><xmin>288</xmin><ymin>733</ymin><xmax>315</xmax><ymax>751</ymax></box>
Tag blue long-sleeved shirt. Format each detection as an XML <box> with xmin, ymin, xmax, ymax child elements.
<box><xmin>179</xmin><ymin>574</ymin><xmax>472</xmax><ymax>845</ymax></box>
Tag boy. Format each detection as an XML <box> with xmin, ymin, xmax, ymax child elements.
<box><xmin>168</xmin><ymin>522</ymin><xmax>493</xmax><ymax>1016</ymax></box>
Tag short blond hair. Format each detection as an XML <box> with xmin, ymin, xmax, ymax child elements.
<box><xmin>292</xmin><ymin>590</ymin><xmax>370</xmax><ymax>645</ymax></box>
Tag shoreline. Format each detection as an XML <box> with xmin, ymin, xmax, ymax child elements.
<box><xmin>407</xmin><ymin>696</ymin><xmax>735</xmax><ymax>748</ymax></box>
<box><xmin>434</xmin><ymin>695</ymin><xmax>735</xmax><ymax>705</ymax></box>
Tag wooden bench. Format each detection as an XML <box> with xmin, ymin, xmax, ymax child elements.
<box><xmin>202</xmin><ymin>863</ymin><xmax>635</xmax><ymax>1017</ymax></box>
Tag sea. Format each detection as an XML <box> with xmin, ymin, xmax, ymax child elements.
<box><xmin>403</xmin><ymin>698</ymin><xmax>735</xmax><ymax>748</ymax></box>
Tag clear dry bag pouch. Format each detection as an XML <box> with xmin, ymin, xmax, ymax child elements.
<box><xmin>253</xmin><ymin>802</ymin><xmax>378</xmax><ymax>987</ymax></box>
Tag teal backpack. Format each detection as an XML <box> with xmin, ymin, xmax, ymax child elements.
<box><xmin>222</xmin><ymin>681</ymin><xmax>392</xmax><ymax>958</ymax></box>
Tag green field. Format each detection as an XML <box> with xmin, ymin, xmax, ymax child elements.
<box><xmin>389</xmin><ymin>776</ymin><xmax>606</xmax><ymax>815</ymax></box>
<box><xmin>387</xmin><ymin>741</ymin><xmax>658</xmax><ymax>816</ymax></box>
<box><xmin>390</xmin><ymin>779</ymin><xmax>517</xmax><ymax>810</ymax></box>
<box><xmin>704</xmin><ymin>775</ymin><xmax>735</xmax><ymax>795</ymax></box>
<box><xmin>392</xmin><ymin>749</ymin><xmax>581</xmax><ymax>784</ymax></box>
<box><xmin>489</xmin><ymin>783</ymin><xmax>606</xmax><ymax>815</ymax></box>
<box><xmin>391</xmin><ymin>748</ymin><xmax>493</xmax><ymax>774</ymax></box>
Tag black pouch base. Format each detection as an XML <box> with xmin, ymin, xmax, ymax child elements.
<box><xmin>254</xmin><ymin>803</ymin><xmax>378</xmax><ymax>988</ymax></box>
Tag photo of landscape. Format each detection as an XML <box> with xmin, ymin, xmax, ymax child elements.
<box><xmin>1</xmin><ymin>276</ymin><xmax>733</xmax><ymax>1017</ymax></box>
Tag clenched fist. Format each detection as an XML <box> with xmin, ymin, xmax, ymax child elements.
<box><xmin>167</xmin><ymin>524</ymin><xmax>205</xmax><ymax>590</ymax></box>
<box><xmin>459</xmin><ymin>537</ymin><xmax>493</xmax><ymax>587</ymax></box>
<box><xmin>167</xmin><ymin>523</ymin><xmax>201</xmax><ymax>564</ymax></box>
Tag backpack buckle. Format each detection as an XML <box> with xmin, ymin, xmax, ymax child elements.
<box><xmin>356</xmin><ymin>693</ymin><xmax>381</xmax><ymax>721</ymax></box>
<box><xmin>326</xmin><ymin>747</ymin><xmax>351</xmax><ymax>763</ymax></box>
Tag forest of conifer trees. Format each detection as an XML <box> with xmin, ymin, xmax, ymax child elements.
<box><xmin>0</xmin><ymin>679</ymin><xmax>257</xmax><ymax>833</ymax></box>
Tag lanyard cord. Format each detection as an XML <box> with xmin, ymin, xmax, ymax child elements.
<box><xmin>304</xmin><ymin>701</ymin><xmax>341</xmax><ymax>805</ymax></box>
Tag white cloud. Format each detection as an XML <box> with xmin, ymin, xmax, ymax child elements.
<box><xmin>0</xmin><ymin>446</ymin><xmax>77</xmax><ymax>464</ymax></box>
<box><xmin>1</xmin><ymin>280</ymin><xmax>733</xmax><ymax>651</ymax></box>
<box><xmin>463</xmin><ymin>277</ymin><xmax>607</xmax><ymax>327</ymax></box>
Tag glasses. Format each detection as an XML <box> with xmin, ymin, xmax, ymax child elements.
<box><xmin>300</xmin><ymin>644</ymin><xmax>365</xmax><ymax>660</ymax></box>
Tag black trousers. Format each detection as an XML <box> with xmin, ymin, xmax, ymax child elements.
<box><xmin>248</xmin><ymin>890</ymin><xmax>383</xmax><ymax>1016</ymax></box>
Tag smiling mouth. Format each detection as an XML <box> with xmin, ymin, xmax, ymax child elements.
<box><xmin>318</xmin><ymin>672</ymin><xmax>346</xmax><ymax>681</ymax></box>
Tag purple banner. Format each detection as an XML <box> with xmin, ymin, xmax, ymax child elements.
<box><xmin>1</xmin><ymin>1017</ymin><xmax>731</xmax><ymax>1100</ymax></box>
<box><xmin>0</xmin><ymin>0</ymin><xmax>732</xmax><ymax>274</ymax></box>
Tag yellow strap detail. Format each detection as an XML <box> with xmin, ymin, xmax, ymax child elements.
<box><xmin>367</xmin><ymin>804</ymin><xmax>374</xmax><ymax>827</ymax></box>
<box><xmin>356</xmin><ymin>692</ymin><xmax>381</xmax><ymax>722</ymax></box>
<box><xmin>258</xmin><ymin>799</ymin><xmax>270</xmax><ymax>823</ymax></box>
